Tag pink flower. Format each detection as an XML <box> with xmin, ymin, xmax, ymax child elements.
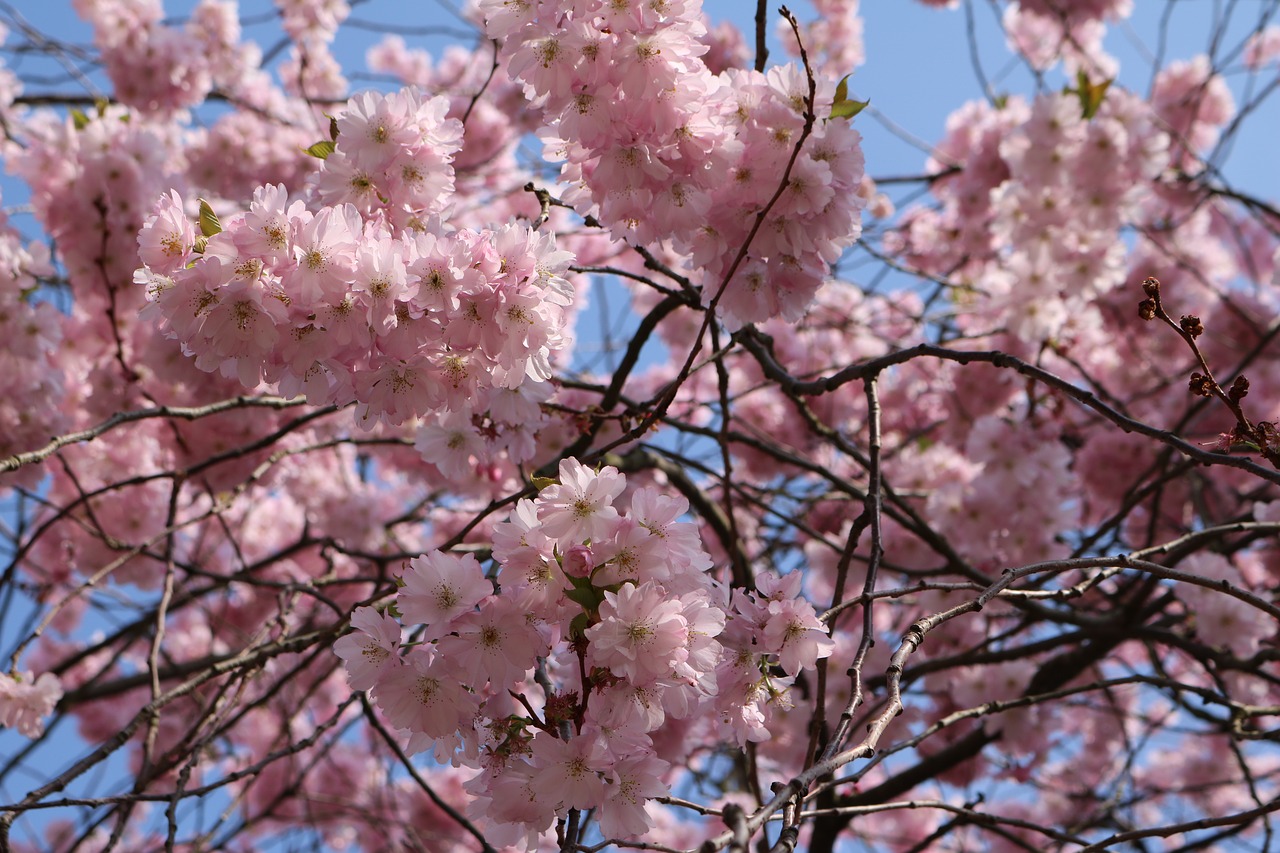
<box><xmin>492</xmin><ymin>498</ymin><xmax>555</xmax><ymax>582</ymax></box>
<box><xmin>333</xmin><ymin>605</ymin><xmax>401</xmax><ymax>691</ymax></box>
<box><xmin>598</xmin><ymin>754</ymin><xmax>669</xmax><ymax>839</ymax></box>
<box><xmin>586</xmin><ymin>582</ymin><xmax>689</xmax><ymax>682</ymax></box>
<box><xmin>763</xmin><ymin>597</ymin><xmax>835</xmax><ymax>674</ymax></box>
<box><xmin>436</xmin><ymin>596</ymin><xmax>543</xmax><ymax>687</ymax></box>
<box><xmin>335</xmin><ymin>89</ymin><xmax>418</xmax><ymax>170</ymax></box>
<box><xmin>137</xmin><ymin>190</ymin><xmax>195</xmax><ymax>274</ymax></box>
<box><xmin>241</xmin><ymin>183</ymin><xmax>299</xmax><ymax>266</ymax></box>
<box><xmin>354</xmin><ymin>354</ymin><xmax>440</xmax><ymax>428</ymax></box>
<box><xmin>629</xmin><ymin>487</ymin><xmax>713</xmax><ymax>574</ymax></box>
<box><xmin>286</xmin><ymin>204</ymin><xmax>359</xmax><ymax>304</ymax></box>
<box><xmin>0</xmin><ymin>671</ymin><xmax>62</xmax><ymax>738</ymax></box>
<box><xmin>1244</xmin><ymin>26</ymin><xmax>1280</xmax><ymax>69</ymax></box>
<box><xmin>537</xmin><ymin>457</ymin><xmax>625</xmax><ymax>546</ymax></box>
<box><xmin>398</xmin><ymin>551</ymin><xmax>492</xmax><ymax>639</ymax></box>
<box><xmin>414</xmin><ymin>412</ymin><xmax>487</xmax><ymax>480</ymax></box>
<box><xmin>529</xmin><ymin>732</ymin><xmax>610</xmax><ymax>811</ymax></box>
<box><xmin>374</xmin><ymin>649</ymin><xmax>474</xmax><ymax>739</ymax></box>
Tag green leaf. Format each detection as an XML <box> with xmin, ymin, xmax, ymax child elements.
<box><xmin>1068</xmin><ymin>69</ymin><xmax>1112</xmax><ymax>119</ymax></box>
<box><xmin>831</xmin><ymin>96</ymin><xmax>869</xmax><ymax>120</ymax></box>
<box><xmin>530</xmin><ymin>475</ymin><xmax>557</xmax><ymax>491</ymax></box>
<box><xmin>834</xmin><ymin>74</ymin><xmax>850</xmax><ymax>105</ymax></box>
<box><xmin>830</xmin><ymin>75</ymin><xmax>869</xmax><ymax>121</ymax></box>
<box><xmin>198</xmin><ymin>198</ymin><xmax>222</xmax><ymax>238</ymax></box>
<box><xmin>305</xmin><ymin>140</ymin><xmax>336</xmax><ymax>160</ymax></box>
<box><xmin>328</xmin><ymin>114</ymin><xmax>340</xmax><ymax>142</ymax></box>
<box><xmin>70</xmin><ymin>109</ymin><xmax>90</xmax><ymax>130</ymax></box>
<box><xmin>564</xmin><ymin>583</ymin><xmax>604</xmax><ymax>614</ymax></box>
<box><xmin>568</xmin><ymin>612</ymin><xmax>592</xmax><ymax>641</ymax></box>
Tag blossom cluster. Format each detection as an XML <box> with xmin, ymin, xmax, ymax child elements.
<box><xmin>0</xmin><ymin>670</ymin><xmax>63</xmax><ymax>739</ymax></box>
<box><xmin>135</xmin><ymin>88</ymin><xmax>576</xmax><ymax>461</ymax></box>
<box><xmin>336</xmin><ymin>458</ymin><xmax>834</xmax><ymax>846</ymax></box>
<box><xmin>1001</xmin><ymin>0</ymin><xmax>1132</xmax><ymax>73</ymax></box>
<box><xmin>479</xmin><ymin>0</ymin><xmax>865</xmax><ymax>328</ymax></box>
<box><xmin>0</xmin><ymin>198</ymin><xmax>64</xmax><ymax>487</ymax></box>
<box><xmin>72</xmin><ymin>0</ymin><xmax>256</xmax><ymax>114</ymax></box>
<box><xmin>890</xmin><ymin>85</ymin><xmax>1169</xmax><ymax>343</ymax></box>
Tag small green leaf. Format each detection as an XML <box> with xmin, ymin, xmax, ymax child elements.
<box><xmin>831</xmin><ymin>97</ymin><xmax>869</xmax><ymax>120</ymax></box>
<box><xmin>328</xmin><ymin>114</ymin><xmax>340</xmax><ymax>142</ymax></box>
<box><xmin>193</xmin><ymin>235</ymin><xmax>209</xmax><ymax>255</ymax></box>
<box><xmin>197</xmin><ymin>198</ymin><xmax>222</xmax><ymax>238</ymax></box>
<box><xmin>829</xmin><ymin>73</ymin><xmax>868</xmax><ymax>120</ymax></box>
<box><xmin>305</xmin><ymin>140</ymin><xmax>336</xmax><ymax>160</ymax></box>
<box><xmin>530</xmin><ymin>475</ymin><xmax>557</xmax><ymax>491</ymax></box>
<box><xmin>834</xmin><ymin>74</ymin><xmax>850</xmax><ymax>105</ymax></box>
<box><xmin>70</xmin><ymin>109</ymin><xmax>90</xmax><ymax>130</ymax></box>
<box><xmin>1067</xmin><ymin>69</ymin><xmax>1112</xmax><ymax>119</ymax></box>
<box><xmin>830</xmin><ymin>75</ymin><xmax>869</xmax><ymax>121</ymax></box>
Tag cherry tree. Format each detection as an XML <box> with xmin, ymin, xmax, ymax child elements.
<box><xmin>1</xmin><ymin>0</ymin><xmax>1279</xmax><ymax>850</ymax></box>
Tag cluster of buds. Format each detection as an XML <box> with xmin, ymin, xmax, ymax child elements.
<box><xmin>1139</xmin><ymin>276</ymin><xmax>1278</xmax><ymax>469</ymax></box>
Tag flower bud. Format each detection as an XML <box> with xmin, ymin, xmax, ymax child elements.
<box><xmin>562</xmin><ymin>543</ymin><xmax>596</xmax><ymax>578</ymax></box>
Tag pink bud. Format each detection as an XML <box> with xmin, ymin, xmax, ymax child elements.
<box><xmin>562</xmin><ymin>544</ymin><xmax>596</xmax><ymax>578</ymax></box>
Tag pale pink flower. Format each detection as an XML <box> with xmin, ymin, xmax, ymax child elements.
<box><xmin>537</xmin><ymin>458</ymin><xmax>625</xmax><ymax>546</ymax></box>
<box><xmin>529</xmin><ymin>732</ymin><xmax>610</xmax><ymax>811</ymax></box>
<box><xmin>0</xmin><ymin>671</ymin><xmax>62</xmax><ymax>738</ymax></box>
<box><xmin>354</xmin><ymin>354</ymin><xmax>440</xmax><ymax>428</ymax></box>
<box><xmin>586</xmin><ymin>582</ymin><xmax>689</xmax><ymax>681</ymax></box>
<box><xmin>374</xmin><ymin>649</ymin><xmax>473</xmax><ymax>739</ymax></box>
<box><xmin>287</xmin><ymin>204</ymin><xmax>359</xmax><ymax>304</ymax></box>
<box><xmin>1244</xmin><ymin>26</ymin><xmax>1280</xmax><ymax>69</ymax></box>
<box><xmin>398</xmin><ymin>551</ymin><xmax>492</xmax><ymax>639</ymax></box>
<box><xmin>436</xmin><ymin>595</ymin><xmax>543</xmax><ymax>687</ymax></box>
<box><xmin>592</xmin><ymin>517</ymin><xmax>660</xmax><ymax>586</ymax></box>
<box><xmin>491</xmin><ymin>498</ymin><xmax>555</xmax><ymax>582</ymax></box>
<box><xmin>334</xmin><ymin>605</ymin><xmax>401</xmax><ymax>691</ymax></box>
<box><xmin>241</xmin><ymin>183</ymin><xmax>298</xmax><ymax>265</ymax></box>
<box><xmin>335</xmin><ymin>89</ymin><xmax>418</xmax><ymax>170</ymax></box>
<box><xmin>763</xmin><ymin>597</ymin><xmax>834</xmax><ymax>674</ymax></box>
<box><xmin>414</xmin><ymin>412</ymin><xmax>487</xmax><ymax>480</ymax></box>
<box><xmin>629</xmin><ymin>487</ymin><xmax>712</xmax><ymax>574</ymax></box>
<box><xmin>598</xmin><ymin>754</ymin><xmax>670</xmax><ymax>839</ymax></box>
<box><xmin>137</xmin><ymin>189</ymin><xmax>195</xmax><ymax>274</ymax></box>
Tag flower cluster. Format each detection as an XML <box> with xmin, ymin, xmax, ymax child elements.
<box><xmin>480</xmin><ymin>0</ymin><xmax>865</xmax><ymax>329</ymax></box>
<box><xmin>135</xmin><ymin>88</ymin><xmax>576</xmax><ymax>454</ymax></box>
<box><xmin>72</xmin><ymin>0</ymin><xmax>256</xmax><ymax>114</ymax></box>
<box><xmin>0</xmin><ymin>199</ymin><xmax>64</xmax><ymax>487</ymax></box>
<box><xmin>316</xmin><ymin>87</ymin><xmax>462</xmax><ymax>225</ymax></box>
<box><xmin>0</xmin><ymin>670</ymin><xmax>63</xmax><ymax>738</ymax></box>
<box><xmin>890</xmin><ymin>86</ymin><xmax>1168</xmax><ymax>343</ymax></box>
<box><xmin>336</xmin><ymin>458</ymin><xmax>833</xmax><ymax>845</ymax></box>
<box><xmin>1001</xmin><ymin>0</ymin><xmax>1131</xmax><ymax>73</ymax></box>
